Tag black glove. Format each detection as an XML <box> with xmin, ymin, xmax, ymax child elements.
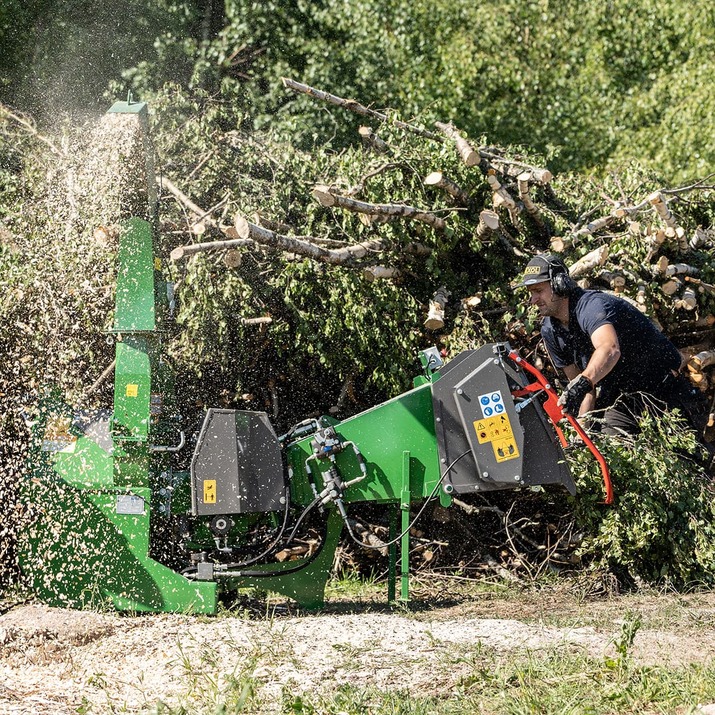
<box><xmin>558</xmin><ymin>375</ymin><xmax>593</xmax><ymax>415</ymax></box>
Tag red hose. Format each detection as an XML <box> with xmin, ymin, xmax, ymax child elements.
<box><xmin>508</xmin><ymin>350</ymin><xmax>614</xmax><ymax>505</ymax></box>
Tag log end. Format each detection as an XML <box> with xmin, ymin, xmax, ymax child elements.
<box><xmin>169</xmin><ymin>246</ymin><xmax>185</xmax><ymax>262</ymax></box>
<box><xmin>312</xmin><ymin>185</ymin><xmax>336</xmax><ymax>207</ymax></box>
<box><xmin>234</xmin><ymin>213</ymin><xmax>251</xmax><ymax>239</ymax></box>
<box><xmin>424</xmin><ymin>171</ymin><xmax>444</xmax><ymax>186</ymax></box>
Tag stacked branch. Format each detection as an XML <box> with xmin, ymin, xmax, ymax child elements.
<box><xmin>312</xmin><ymin>184</ymin><xmax>447</xmax><ymax>231</ymax></box>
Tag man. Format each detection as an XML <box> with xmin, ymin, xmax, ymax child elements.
<box><xmin>519</xmin><ymin>254</ymin><xmax>708</xmax><ymax>438</ymax></box>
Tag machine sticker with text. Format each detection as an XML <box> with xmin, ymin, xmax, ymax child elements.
<box><xmin>473</xmin><ymin>412</ymin><xmax>520</xmax><ymax>463</ymax></box>
<box><xmin>125</xmin><ymin>383</ymin><xmax>139</xmax><ymax>397</ymax></box>
<box><xmin>203</xmin><ymin>479</ymin><xmax>217</xmax><ymax>504</ymax></box>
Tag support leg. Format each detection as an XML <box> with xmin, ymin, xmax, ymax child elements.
<box><xmin>400</xmin><ymin>450</ymin><xmax>411</xmax><ymax>602</ymax></box>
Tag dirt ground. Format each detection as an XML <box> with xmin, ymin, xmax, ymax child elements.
<box><xmin>1</xmin><ymin>586</ymin><xmax>715</xmax><ymax>714</ymax></box>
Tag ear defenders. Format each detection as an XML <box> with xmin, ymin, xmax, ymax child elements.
<box><xmin>546</xmin><ymin>256</ymin><xmax>577</xmax><ymax>297</ymax></box>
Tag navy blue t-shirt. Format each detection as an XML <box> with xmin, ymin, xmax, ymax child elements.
<box><xmin>541</xmin><ymin>289</ymin><xmax>682</xmax><ymax>405</ymax></box>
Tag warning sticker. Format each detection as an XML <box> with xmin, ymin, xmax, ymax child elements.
<box><xmin>493</xmin><ymin>437</ymin><xmax>519</xmax><ymax>462</ymax></box>
<box><xmin>125</xmin><ymin>384</ymin><xmax>138</xmax><ymax>397</ymax></box>
<box><xmin>472</xmin><ymin>412</ymin><xmax>519</xmax><ymax>462</ymax></box>
<box><xmin>203</xmin><ymin>480</ymin><xmax>217</xmax><ymax>504</ymax></box>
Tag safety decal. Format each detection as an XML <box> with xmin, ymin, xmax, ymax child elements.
<box><xmin>473</xmin><ymin>412</ymin><xmax>520</xmax><ymax>462</ymax></box>
<box><xmin>203</xmin><ymin>480</ymin><xmax>217</xmax><ymax>504</ymax></box>
<box><xmin>125</xmin><ymin>383</ymin><xmax>139</xmax><ymax>397</ymax></box>
<box><xmin>477</xmin><ymin>390</ymin><xmax>506</xmax><ymax>418</ymax></box>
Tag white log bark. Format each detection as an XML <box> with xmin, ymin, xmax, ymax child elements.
<box><xmin>235</xmin><ymin>213</ymin><xmax>386</xmax><ymax>265</ymax></box>
<box><xmin>312</xmin><ymin>185</ymin><xmax>447</xmax><ymax>231</ymax></box>
<box><xmin>424</xmin><ymin>171</ymin><xmax>470</xmax><ymax>204</ymax></box>
<box><xmin>434</xmin><ymin>122</ymin><xmax>481</xmax><ymax>167</ymax></box>
<box><xmin>362</xmin><ymin>265</ymin><xmax>400</xmax><ymax>282</ymax></box>
<box><xmin>568</xmin><ymin>245</ymin><xmax>609</xmax><ymax>279</ymax></box>
<box><xmin>424</xmin><ymin>286</ymin><xmax>450</xmax><ymax>330</ymax></box>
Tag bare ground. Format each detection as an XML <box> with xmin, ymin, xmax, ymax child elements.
<box><xmin>1</xmin><ymin>584</ymin><xmax>715</xmax><ymax>714</ymax></box>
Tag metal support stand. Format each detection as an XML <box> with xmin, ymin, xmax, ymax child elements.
<box><xmin>400</xmin><ymin>450</ymin><xmax>411</xmax><ymax>602</ymax></box>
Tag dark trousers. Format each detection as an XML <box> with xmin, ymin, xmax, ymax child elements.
<box><xmin>595</xmin><ymin>374</ymin><xmax>709</xmax><ymax>439</ymax></box>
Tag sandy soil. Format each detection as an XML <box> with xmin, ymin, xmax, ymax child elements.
<box><xmin>1</xmin><ymin>589</ymin><xmax>715</xmax><ymax>714</ymax></box>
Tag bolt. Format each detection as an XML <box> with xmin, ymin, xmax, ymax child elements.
<box><xmin>457</xmin><ymin>388</ymin><xmax>464</xmax><ymax>395</ymax></box>
<box><xmin>514</xmin><ymin>475</ymin><xmax>521</xmax><ymax>482</ymax></box>
<box><xmin>482</xmin><ymin>471</ymin><xmax>489</xmax><ymax>478</ymax></box>
<box><xmin>435</xmin><ymin>417</ymin><xmax>441</xmax><ymax>423</ymax></box>
<box><xmin>441</xmin><ymin>458</ymin><xmax>446</xmax><ymax>464</ymax></box>
<box><xmin>493</xmin><ymin>359</ymin><xmax>499</xmax><ymax>364</ymax></box>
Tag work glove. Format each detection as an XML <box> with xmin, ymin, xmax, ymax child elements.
<box><xmin>558</xmin><ymin>374</ymin><xmax>593</xmax><ymax>416</ymax></box>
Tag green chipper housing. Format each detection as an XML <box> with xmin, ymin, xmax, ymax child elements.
<box><xmin>19</xmin><ymin>101</ymin><xmax>610</xmax><ymax>614</ymax></box>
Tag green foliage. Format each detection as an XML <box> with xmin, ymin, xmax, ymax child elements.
<box><xmin>568</xmin><ymin>411</ymin><xmax>715</xmax><ymax>588</ymax></box>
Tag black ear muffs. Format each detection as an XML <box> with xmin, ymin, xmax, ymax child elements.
<box><xmin>547</xmin><ymin>258</ymin><xmax>577</xmax><ymax>297</ymax></box>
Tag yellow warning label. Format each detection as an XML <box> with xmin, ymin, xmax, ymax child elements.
<box><xmin>493</xmin><ymin>438</ymin><xmax>519</xmax><ymax>462</ymax></box>
<box><xmin>203</xmin><ymin>480</ymin><xmax>217</xmax><ymax>504</ymax></box>
<box><xmin>125</xmin><ymin>383</ymin><xmax>139</xmax><ymax>397</ymax></box>
<box><xmin>473</xmin><ymin>414</ymin><xmax>519</xmax><ymax>461</ymax></box>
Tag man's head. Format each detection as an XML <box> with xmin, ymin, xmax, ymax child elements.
<box><xmin>519</xmin><ymin>254</ymin><xmax>573</xmax><ymax>319</ymax></box>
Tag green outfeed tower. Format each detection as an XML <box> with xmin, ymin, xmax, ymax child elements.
<box><xmin>20</xmin><ymin>101</ymin><xmax>601</xmax><ymax>614</ymax></box>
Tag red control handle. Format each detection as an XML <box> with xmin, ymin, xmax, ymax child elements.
<box><xmin>508</xmin><ymin>350</ymin><xmax>614</xmax><ymax>505</ymax></box>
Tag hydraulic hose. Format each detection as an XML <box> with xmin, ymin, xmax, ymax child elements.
<box><xmin>508</xmin><ymin>349</ymin><xmax>614</xmax><ymax>505</ymax></box>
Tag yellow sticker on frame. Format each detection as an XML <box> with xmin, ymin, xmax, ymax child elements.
<box><xmin>203</xmin><ymin>480</ymin><xmax>217</xmax><ymax>504</ymax></box>
<box><xmin>125</xmin><ymin>383</ymin><xmax>139</xmax><ymax>397</ymax></box>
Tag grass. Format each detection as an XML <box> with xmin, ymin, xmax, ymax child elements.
<box><xmin>277</xmin><ymin>652</ymin><xmax>715</xmax><ymax>715</ymax></box>
<box><xmin>141</xmin><ymin>592</ymin><xmax>715</xmax><ymax>715</ymax></box>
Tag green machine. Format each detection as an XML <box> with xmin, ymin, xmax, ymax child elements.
<box><xmin>20</xmin><ymin>103</ymin><xmax>611</xmax><ymax>615</ymax></box>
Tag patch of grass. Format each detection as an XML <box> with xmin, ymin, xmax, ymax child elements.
<box><xmin>280</xmin><ymin>650</ymin><xmax>715</xmax><ymax>715</ymax></box>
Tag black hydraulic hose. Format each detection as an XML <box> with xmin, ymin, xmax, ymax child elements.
<box><xmin>212</xmin><ymin>509</ymin><xmax>331</xmax><ymax>578</ymax></box>
<box><xmin>221</xmin><ymin>485</ymin><xmax>292</xmax><ymax>569</ymax></box>
<box><xmin>344</xmin><ymin>449</ymin><xmax>471</xmax><ymax>550</ymax></box>
<box><xmin>182</xmin><ymin>490</ymin><xmax>324</xmax><ymax>578</ymax></box>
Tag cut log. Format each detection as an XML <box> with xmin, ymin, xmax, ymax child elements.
<box><xmin>665</xmin><ymin>263</ymin><xmax>699</xmax><ymax>278</ymax></box>
<box><xmin>573</xmin><ymin>214</ymin><xmax>617</xmax><ymax>238</ymax></box>
<box><xmin>648</xmin><ymin>191</ymin><xmax>678</xmax><ymax>229</ymax></box>
<box><xmin>235</xmin><ymin>213</ymin><xmax>386</xmax><ymax>265</ymax></box>
<box><xmin>476</xmin><ymin>210</ymin><xmax>500</xmax><ymax>241</ymax></box>
<box><xmin>434</xmin><ymin>121</ymin><xmax>481</xmax><ymax>167</ymax></box>
<box><xmin>424</xmin><ymin>171</ymin><xmax>471</xmax><ymax>204</ymax></box>
<box><xmin>358</xmin><ymin>125</ymin><xmax>390</xmax><ymax>154</ymax></box>
<box><xmin>673</xmin><ymin>287</ymin><xmax>698</xmax><ymax>311</ymax></box>
<box><xmin>362</xmin><ymin>265</ymin><xmax>400</xmax><ymax>282</ymax></box>
<box><xmin>550</xmin><ymin>236</ymin><xmax>571</xmax><ymax>253</ymax></box>
<box><xmin>486</xmin><ymin>170</ymin><xmax>517</xmax><ymax>210</ymax></box>
<box><xmin>170</xmin><ymin>238</ymin><xmax>253</xmax><ymax>262</ymax></box>
<box><xmin>596</xmin><ymin>270</ymin><xmax>626</xmax><ymax>292</ymax></box>
<box><xmin>661</xmin><ymin>278</ymin><xmax>682</xmax><ymax>296</ymax></box>
<box><xmin>568</xmin><ymin>246</ymin><xmax>609</xmax><ymax>279</ymax></box>
<box><xmin>312</xmin><ymin>185</ymin><xmax>447</xmax><ymax>231</ymax></box>
<box><xmin>517</xmin><ymin>172</ymin><xmax>545</xmax><ymax>228</ymax></box>
<box><xmin>223</xmin><ymin>249</ymin><xmax>242</xmax><ymax>268</ymax></box>
<box><xmin>424</xmin><ymin>286</ymin><xmax>450</xmax><ymax>330</ymax></box>
<box><xmin>645</xmin><ymin>229</ymin><xmax>666</xmax><ymax>261</ymax></box>
<box><xmin>689</xmin><ymin>350</ymin><xmax>715</xmax><ymax>371</ymax></box>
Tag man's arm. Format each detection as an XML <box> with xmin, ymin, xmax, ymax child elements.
<box><xmin>581</xmin><ymin>324</ymin><xmax>621</xmax><ymax>386</ymax></box>
<box><xmin>560</xmin><ymin>324</ymin><xmax>621</xmax><ymax>417</ymax></box>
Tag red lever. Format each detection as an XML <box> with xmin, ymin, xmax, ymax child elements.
<box><xmin>508</xmin><ymin>349</ymin><xmax>614</xmax><ymax>505</ymax></box>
